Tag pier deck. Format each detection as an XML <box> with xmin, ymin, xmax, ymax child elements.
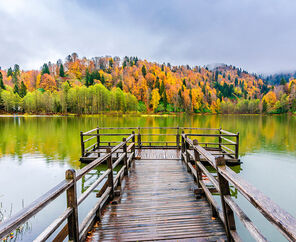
<box><xmin>89</xmin><ymin>149</ymin><xmax>226</xmax><ymax>241</ymax></box>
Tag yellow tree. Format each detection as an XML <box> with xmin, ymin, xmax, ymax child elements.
<box><xmin>150</xmin><ymin>88</ymin><xmax>160</xmax><ymax>112</ymax></box>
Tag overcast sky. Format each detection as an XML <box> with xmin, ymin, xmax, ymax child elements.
<box><xmin>0</xmin><ymin>0</ymin><xmax>296</xmax><ymax>74</ymax></box>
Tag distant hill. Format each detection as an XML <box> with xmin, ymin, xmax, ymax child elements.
<box><xmin>263</xmin><ymin>71</ymin><xmax>296</xmax><ymax>85</ymax></box>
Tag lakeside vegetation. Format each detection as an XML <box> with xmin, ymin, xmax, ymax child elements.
<box><xmin>0</xmin><ymin>54</ymin><xmax>296</xmax><ymax>115</ymax></box>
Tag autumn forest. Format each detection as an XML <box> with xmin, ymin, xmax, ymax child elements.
<box><xmin>0</xmin><ymin>53</ymin><xmax>295</xmax><ymax>115</ymax></box>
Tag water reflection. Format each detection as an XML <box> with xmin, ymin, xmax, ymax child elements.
<box><xmin>0</xmin><ymin>115</ymin><xmax>295</xmax><ymax>165</ymax></box>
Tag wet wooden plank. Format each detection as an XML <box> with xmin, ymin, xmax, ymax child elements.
<box><xmin>87</xmin><ymin>149</ymin><xmax>226</xmax><ymax>241</ymax></box>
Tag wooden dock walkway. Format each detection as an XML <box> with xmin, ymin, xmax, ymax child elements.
<box><xmin>1</xmin><ymin>127</ymin><xmax>296</xmax><ymax>242</ymax></box>
<box><xmin>88</xmin><ymin>149</ymin><xmax>226</xmax><ymax>241</ymax></box>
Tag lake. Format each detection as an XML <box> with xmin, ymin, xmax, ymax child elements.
<box><xmin>0</xmin><ymin>114</ymin><xmax>295</xmax><ymax>241</ymax></box>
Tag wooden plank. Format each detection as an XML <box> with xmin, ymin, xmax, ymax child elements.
<box><xmin>88</xmin><ymin>149</ymin><xmax>227</xmax><ymax>241</ymax></box>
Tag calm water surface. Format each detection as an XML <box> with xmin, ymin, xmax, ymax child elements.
<box><xmin>0</xmin><ymin>114</ymin><xmax>295</xmax><ymax>241</ymax></box>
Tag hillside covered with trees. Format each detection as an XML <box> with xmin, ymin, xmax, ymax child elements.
<box><xmin>0</xmin><ymin>53</ymin><xmax>295</xmax><ymax>114</ymax></box>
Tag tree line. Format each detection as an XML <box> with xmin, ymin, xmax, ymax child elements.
<box><xmin>0</xmin><ymin>53</ymin><xmax>295</xmax><ymax>114</ymax></box>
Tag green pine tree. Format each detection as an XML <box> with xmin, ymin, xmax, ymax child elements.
<box><xmin>41</xmin><ymin>63</ymin><xmax>50</xmax><ymax>75</ymax></box>
<box><xmin>59</xmin><ymin>64</ymin><xmax>65</xmax><ymax>77</ymax></box>
<box><xmin>13</xmin><ymin>83</ymin><xmax>19</xmax><ymax>94</ymax></box>
<box><xmin>280</xmin><ymin>77</ymin><xmax>286</xmax><ymax>85</ymax></box>
<box><xmin>19</xmin><ymin>81</ymin><xmax>27</xmax><ymax>98</ymax></box>
<box><xmin>0</xmin><ymin>72</ymin><xmax>5</xmax><ymax>90</ymax></box>
<box><xmin>141</xmin><ymin>65</ymin><xmax>147</xmax><ymax>77</ymax></box>
<box><xmin>7</xmin><ymin>67</ymin><xmax>13</xmax><ymax>77</ymax></box>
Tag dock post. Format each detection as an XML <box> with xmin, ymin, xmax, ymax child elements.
<box><xmin>132</xmin><ymin>131</ymin><xmax>135</xmax><ymax>160</ymax></box>
<box><xmin>65</xmin><ymin>169</ymin><xmax>79</xmax><ymax>242</ymax></box>
<box><xmin>176</xmin><ymin>126</ymin><xmax>180</xmax><ymax>149</ymax></box>
<box><xmin>218</xmin><ymin>127</ymin><xmax>222</xmax><ymax>150</ymax></box>
<box><xmin>193</xmin><ymin>140</ymin><xmax>202</xmax><ymax>184</ymax></box>
<box><xmin>181</xmin><ymin>131</ymin><xmax>185</xmax><ymax>161</ymax></box>
<box><xmin>138</xmin><ymin>127</ymin><xmax>141</xmax><ymax>148</ymax></box>
<box><xmin>185</xmin><ymin>134</ymin><xmax>190</xmax><ymax>172</ymax></box>
<box><xmin>107</xmin><ymin>148</ymin><xmax>114</xmax><ymax>200</ymax></box>
<box><xmin>80</xmin><ymin>131</ymin><xmax>85</xmax><ymax>157</ymax></box>
<box><xmin>216</xmin><ymin>157</ymin><xmax>236</xmax><ymax>240</ymax></box>
<box><xmin>123</xmin><ymin>138</ymin><xmax>128</xmax><ymax>175</ymax></box>
<box><xmin>235</xmin><ymin>132</ymin><xmax>239</xmax><ymax>160</ymax></box>
<box><xmin>97</xmin><ymin>127</ymin><xmax>100</xmax><ymax>157</ymax></box>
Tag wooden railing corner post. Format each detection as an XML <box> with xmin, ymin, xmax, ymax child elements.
<box><xmin>235</xmin><ymin>132</ymin><xmax>239</xmax><ymax>160</ymax></box>
<box><xmin>132</xmin><ymin>131</ymin><xmax>135</xmax><ymax>160</ymax></box>
<box><xmin>181</xmin><ymin>131</ymin><xmax>185</xmax><ymax>156</ymax></box>
<box><xmin>97</xmin><ymin>127</ymin><xmax>100</xmax><ymax>157</ymax></box>
<box><xmin>215</xmin><ymin>156</ymin><xmax>236</xmax><ymax>240</ymax></box>
<box><xmin>123</xmin><ymin>138</ymin><xmax>128</xmax><ymax>175</ymax></box>
<box><xmin>65</xmin><ymin>169</ymin><xmax>79</xmax><ymax>242</ymax></box>
<box><xmin>137</xmin><ymin>127</ymin><xmax>141</xmax><ymax>148</ymax></box>
<box><xmin>176</xmin><ymin>126</ymin><xmax>180</xmax><ymax>149</ymax></box>
<box><xmin>218</xmin><ymin>127</ymin><xmax>222</xmax><ymax>150</ymax></box>
<box><xmin>80</xmin><ymin>131</ymin><xmax>85</xmax><ymax>157</ymax></box>
<box><xmin>107</xmin><ymin>148</ymin><xmax>114</xmax><ymax>200</ymax></box>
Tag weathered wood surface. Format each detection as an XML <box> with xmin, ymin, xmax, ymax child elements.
<box><xmin>88</xmin><ymin>149</ymin><xmax>226</xmax><ymax>241</ymax></box>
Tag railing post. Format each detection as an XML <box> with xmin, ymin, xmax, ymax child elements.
<box><xmin>80</xmin><ymin>131</ymin><xmax>85</xmax><ymax>157</ymax></box>
<box><xmin>176</xmin><ymin>126</ymin><xmax>180</xmax><ymax>149</ymax></box>
<box><xmin>216</xmin><ymin>157</ymin><xmax>236</xmax><ymax>241</ymax></box>
<box><xmin>123</xmin><ymin>138</ymin><xmax>128</xmax><ymax>175</ymax></box>
<box><xmin>193</xmin><ymin>140</ymin><xmax>202</xmax><ymax>184</ymax></box>
<box><xmin>235</xmin><ymin>132</ymin><xmax>239</xmax><ymax>159</ymax></box>
<box><xmin>132</xmin><ymin>131</ymin><xmax>136</xmax><ymax>160</ymax></box>
<box><xmin>185</xmin><ymin>135</ymin><xmax>190</xmax><ymax>172</ymax></box>
<box><xmin>97</xmin><ymin>127</ymin><xmax>100</xmax><ymax>157</ymax></box>
<box><xmin>181</xmin><ymin>131</ymin><xmax>185</xmax><ymax>161</ymax></box>
<box><xmin>107</xmin><ymin>148</ymin><xmax>114</xmax><ymax>200</ymax></box>
<box><xmin>65</xmin><ymin>169</ymin><xmax>79</xmax><ymax>242</ymax></box>
<box><xmin>219</xmin><ymin>127</ymin><xmax>222</xmax><ymax>150</ymax></box>
<box><xmin>138</xmin><ymin>127</ymin><xmax>141</xmax><ymax>148</ymax></box>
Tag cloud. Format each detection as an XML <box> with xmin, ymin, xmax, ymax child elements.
<box><xmin>0</xmin><ymin>0</ymin><xmax>295</xmax><ymax>73</ymax></box>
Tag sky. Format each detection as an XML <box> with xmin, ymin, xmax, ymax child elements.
<box><xmin>0</xmin><ymin>0</ymin><xmax>296</xmax><ymax>74</ymax></box>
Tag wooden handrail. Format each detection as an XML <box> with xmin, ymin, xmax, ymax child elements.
<box><xmin>0</xmin><ymin>134</ymin><xmax>136</xmax><ymax>241</ymax></box>
<box><xmin>0</xmin><ymin>179</ymin><xmax>73</xmax><ymax>239</ymax></box>
<box><xmin>183</xmin><ymin>136</ymin><xmax>296</xmax><ymax>241</ymax></box>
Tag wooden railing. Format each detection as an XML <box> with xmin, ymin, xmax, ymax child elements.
<box><xmin>80</xmin><ymin>127</ymin><xmax>240</xmax><ymax>160</ymax></box>
<box><xmin>181</xmin><ymin>134</ymin><xmax>296</xmax><ymax>241</ymax></box>
<box><xmin>0</xmin><ymin>134</ymin><xmax>136</xmax><ymax>241</ymax></box>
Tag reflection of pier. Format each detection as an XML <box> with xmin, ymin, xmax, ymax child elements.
<box><xmin>0</xmin><ymin>127</ymin><xmax>296</xmax><ymax>241</ymax></box>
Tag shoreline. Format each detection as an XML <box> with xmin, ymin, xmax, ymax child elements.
<box><xmin>0</xmin><ymin>112</ymin><xmax>294</xmax><ymax>117</ymax></box>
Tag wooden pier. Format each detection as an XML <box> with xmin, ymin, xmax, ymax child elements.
<box><xmin>0</xmin><ymin>127</ymin><xmax>296</xmax><ymax>241</ymax></box>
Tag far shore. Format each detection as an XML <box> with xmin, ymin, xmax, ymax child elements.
<box><xmin>0</xmin><ymin>112</ymin><xmax>295</xmax><ymax>118</ymax></box>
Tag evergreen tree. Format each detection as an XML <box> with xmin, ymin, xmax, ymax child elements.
<box><xmin>7</xmin><ymin>67</ymin><xmax>13</xmax><ymax>77</ymax></box>
<box><xmin>155</xmin><ymin>77</ymin><xmax>160</xmax><ymax>89</ymax></box>
<box><xmin>0</xmin><ymin>72</ymin><xmax>5</xmax><ymax>90</ymax></box>
<box><xmin>116</xmin><ymin>81</ymin><xmax>123</xmax><ymax>90</ymax></box>
<box><xmin>159</xmin><ymin>80</ymin><xmax>165</xmax><ymax>96</ymax></box>
<box><xmin>19</xmin><ymin>81</ymin><xmax>27</xmax><ymax>98</ymax></box>
<box><xmin>41</xmin><ymin>63</ymin><xmax>50</xmax><ymax>75</ymax></box>
<box><xmin>12</xmin><ymin>64</ymin><xmax>20</xmax><ymax>85</ymax></box>
<box><xmin>141</xmin><ymin>65</ymin><xmax>147</xmax><ymax>77</ymax></box>
<box><xmin>59</xmin><ymin>64</ymin><xmax>65</xmax><ymax>77</ymax></box>
<box><xmin>280</xmin><ymin>77</ymin><xmax>287</xmax><ymax>85</ymax></box>
<box><xmin>85</xmin><ymin>69</ymin><xmax>91</xmax><ymax>87</ymax></box>
<box><xmin>163</xmin><ymin>90</ymin><xmax>168</xmax><ymax>109</ymax></box>
<box><xmin>13</xmin><ymin>84</ymin><xmax>19</xmax><ymax>94</ymax></box>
